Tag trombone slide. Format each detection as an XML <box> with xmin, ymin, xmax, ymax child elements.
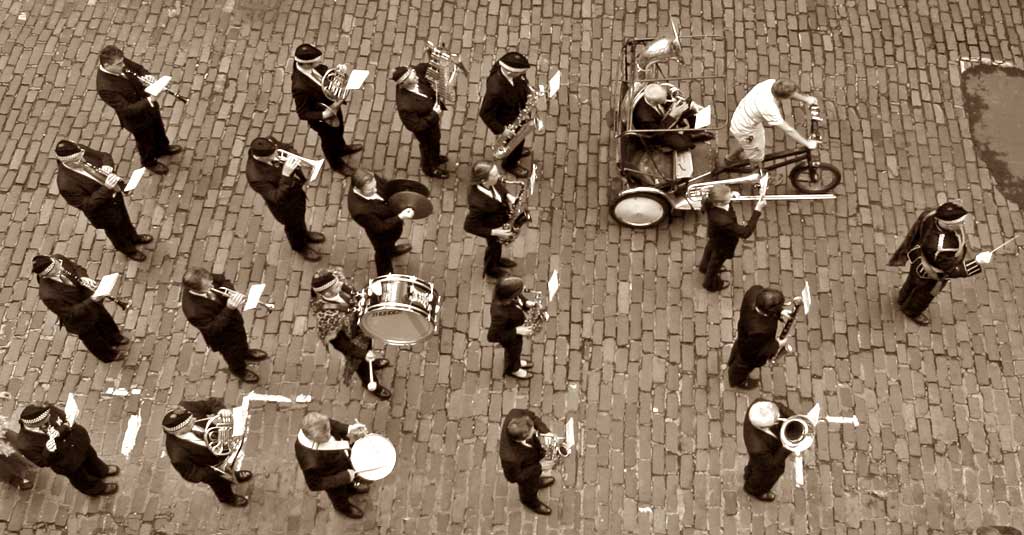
<box><xmin>731</xmin><ymin>194</ymin><xmax>837</xmax><ymax>201</ymax></box>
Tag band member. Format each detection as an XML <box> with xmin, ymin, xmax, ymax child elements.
<box><xmin>727</xmin><ymin>79</ymin><xmax>818</xmax><ymax>167</ymax></box>
<box><xmin>464</xmin><ymin>161</ymin><xmax>517</xmax><ymax>278</ymax></box>
<box><xmin>181</xmin><ymin>268</ymin><xmax>269</xmax><ymax>384</ymax></box>
<box><xmin>632</xmin><ymin>83</ymin><xmax>714</xmax><ymax>152</ymax></box>
<box><xmin>310</xmin><ymin>268</ymin><xmax>392</xmax><ymax>400</ymax></box>
<box><xmin>888</xmin><ymin>201</ymin><xmax>993</xmax><ymax>326</ymax></box>
<box><xmin>727</xmin><ymin>286</ymin><xmax>791</xmax><ymax>389</ymax></box>
<box><xmin>348</xmin><ymin>169</ymin><xmax>414</xmax><ymax>276</ymax></box>
<box><xmin>294</xmin><ymin>412</ymin><xmax>372</xmax><ymax>518</ymax></box>
<box><xmin>54</xmin><ymin>140</ymin><xmax>153</xmax><ymax>261</ymax></box>
<box><xmin>698</xmin><ymin>185</ymin><xmax>766</xmax><ymax>292</ymax></box>
<box><xmin>0</xmin><ymin>415</ymin><xmax>34</xmax><ymax>490</ymax></box>
<box><xmin>499</xmin><ymin>408</ymin><xmax>555</xmax><ymax>515</ymax></box>
<box><xmin>292</xmin><ymin>43</ymin><xmax>362</xmax><ymax>175</ymax></box>
<box><xmin>246</xmin><ymin>137</ymin><xmax>325</xmax><ymax>262</ymax></box>
<box><xmin>488</xmin><ymin>277</ymin><xmax>536</xmax><ymax>380</ymax></box>
<box><xmin>162</xmin><ymin>399</ymin><xmax>252</xmax><ymax>507</ymax></box>
<box><xmin>33</xmin><ymin>254</ymin><xmax>128</xmax><ymax>362</ymax></box>
<box><xmin>95</xmin><ymin>45</ymin><xmax>182</xmax><ymax>175</ymax></box>
<box><xmin>480</xmin><ymin>52</ymin><xmax>534</xmax><ymax>178</ymax></box>
<box><xmin>392</xmin><ymin>64</ymin><xmax>448</xmax><ymax>178</ymax></box>
<box><xmin>743</xmin><ymin>399</ymin><xmax>795</xmax><ymax>502</ymax></box>
<box><xmin>13</xmin><ymin>404</ymin><xmax>119</xmax><ymax>496</ymax></box>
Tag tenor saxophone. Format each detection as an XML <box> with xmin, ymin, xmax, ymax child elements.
<box><xmin>499</xmin><ymin>178</ymin><xmax>532</xmax><ymax>245</ymax></box>
<box><xmin>492</xmin><ymin>90</ymin><xmax>540</xmax><ymax>159</ymax></box>
<box><xmin>520</xmin><ymin>290</ymin><xmax>550</xmax><ymax>334</ymax></box>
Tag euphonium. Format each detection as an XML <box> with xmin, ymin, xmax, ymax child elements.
<box><xmin>492</xmin><ymin>90</ymin><xmax>540</xmax><ymax>159</ymax></box>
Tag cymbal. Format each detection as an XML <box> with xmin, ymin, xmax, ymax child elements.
<box><xmin>388</xmin><ymin>191</ymin><xmax>433</xmax><ymax>220</ymax></box>
<box><xmin>386</xmin><ymin>179</ymin><xmax>431</xmax><ymax>197</ymax></box>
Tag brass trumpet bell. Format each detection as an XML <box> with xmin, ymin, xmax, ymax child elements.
<box><xmin>275</xmin><ymin>149</ymin><xmax>325</xmax><ymax>184</ymax></box>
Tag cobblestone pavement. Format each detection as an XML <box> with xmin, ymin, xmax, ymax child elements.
<box><xmin>1</xmin><ymin>0</ymin><xmax>1023</xmax><ymax>534</ymax></box>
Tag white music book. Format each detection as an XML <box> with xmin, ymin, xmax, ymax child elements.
<box><xmin>125</xmin><ymin>167</ymin><xmax>146</xmax><ymax>192</ymax></box>
<box><xmin>345</xmin><ymin>69</ymin><xmax>370</xmax><ymax>91</ymax></box>
<box><xmin>65</xmin><ymin>392</ymin><xmax>79</xmax><ymax>426</ymax></box>
<box><xmin>547</xmin><ymin>70</ymin><xmax>562</xmax><ymax>97</ymax></box>
<box><xmin>145</xmin><ymin>75</ymin><xmax>172</xmax><ymax>96</ymax></box>
<box><xmin>93</xmin><ymin>273</ymin><xmax>120</xmax><ymax>299</ymax></box>
<box><xmin>244</xmin><ymin>283</ymin><xmax>266</xmax><ymax>311</ymax></box>
<box><xmin>694</xmin><ymin>105</ymin><xmax>712</xmax><ymax>128</ymax></box>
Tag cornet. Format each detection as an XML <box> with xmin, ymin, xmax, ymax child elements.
<box><xmin>273</xmin><ymin>149</ymin><xmax>324</xmax><ymax>184</ymax></box>
<box><xmin>211</xmin><ymin>287</ymin><xmax>276</xmax><ymax>311</ymax></box>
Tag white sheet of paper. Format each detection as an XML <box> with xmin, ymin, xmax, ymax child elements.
<box><xmin>693</xmin><ymin>105</ymin><xmax>712</xmax><ymax>128</ymax></box>
<box><xmin>801</xmin><ymin>281</ymin><xmax>812</xmax><ymax>315</ymax></box>
<box><xmin>231</xmin><ymin>406</ymin><xmax>248</xmax><ymax>438</ymax></box>
<box><xmin>244</xmin><ymin>392</ymin><xmax>293</xmax><ymax>404</ymax></box>
<box><xmin>244</xmin><ymin>283</ymin><xmax>266</xmax><ymax>311</ymax></box>
<box><xmin>345</xmin><ymin>69</ymin><xmax>370</xmax><ymax>91</ymax></box>
<box><xmin>547</xmin><ymin>70</ymin><xmax>561</xmax><ymax>97</ymax></box>
<box><xmin>145</xmin><ymin>75</ymin><xmax>172</xmax><ymax>96</ymax></box>
<box><xmin>120</xmin><ymin>414</ymin><xmax>142</xmax><ymax>457</ymax></box>
<box><xmin>529</xmin><ymin>165</ymin><xmax>538</xmax><ymax>195</ymax></box>
<box><xmin>125</xmin><ymin>167</ymin><xmax>146</xmax><ymax>192</ymax></box>
<box><xmin>565</xmin><ymin>417</ymin><xmax>575</xmax><ymax>448</ymax></box>
<box><xmin>93</xmin><ymin>273</ymin><xmax>120</xmax><ymax>299</ymax></box>
<box><xmin>548</xmin><ymin>270</ymin><xmax>560</xmax><ymax>301</ymax></box>
<box><xmin>65</xmin><ymin>393</ymin><xmax>79</xmax><ymax>426</ymax></box>
<box><xmin>793</xmin><ymin>455</ymin><xmax>805</xmax><ymax>487</ymax></box>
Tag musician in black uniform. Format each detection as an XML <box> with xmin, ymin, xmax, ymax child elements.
<box><xmin>295</xmin><ymin>411</ymin><xmax>371</xmax><ymax>519</ymax></box>
<box><xmin>728</xmin><ymin>286</ymin><xmax>792</xmax><ymax>389</ymax></box>
<box><xmin>480</xmin><ymin>52</ymin><xmax>533</xmax><ymax>178</ymax></box>
<box><xmin>499</xmin><ymin>408</ymin><xmax>554</xmax><ymax>515</ymax></box>
<box><xmin>55</xmin><ymin>140</ymin><xmax>153</xmax><ymax>261</ymax></box>
<box><xmin>464</xmin><ymin>161</ymin><xmax>517</xmax><ymax>279</ymax></box>
<box><xmin>488</xmin><ymin>277</ymin><xmax>536</xmax><ymax>380</ymax></box>
<box><xmin>888</xmin><ymin>201</ymin><xmax>992</xmax><ymax>326</ymax></box>
<box><xmin>742</xmin><ymin>399</ymin><xmax>794</xmax><ymax>502</ymax></box>
<box><xmin>348</xmin><ymin>169</ymin><xmax>414</xmax><ymax>276</ymax></box>
<box><xmin>393</xmin><ymin>64</ymin><xmax>448</xmax><ymax>178</ymax></box>
<box><xmin>181</xmin><ymin>268</ymin><xmax>268</xmax><ymax>384</ymax></box>
<box><xmin>95</xmin><ymin>45</ymin><xmax>182</xmax><ymax>175</ymax></box>
<box><xmin>33</xmin><ymin>254</ymin><xmax>128</xmax><ymax>362</ymax></box>
<box><xmin>698</xmin><ymin>184</ymin><xmax>766</xmax><ymax>292</ymax></box>
<box><xmin>13</xmin><ymin>404</ymin><xmax>119</xmax><ymax>496</ymax></box>
<box><xmin>292</xmin><ymin>44</ymin><xmax>362</xmax><ymax>176</ymax></box>
<box><xmin>632</xmin><ymin>83</ymin><xmax>714</xmax><ymax>152</ymax></box>
<box><xmin>162</xmin><ymin>399</ymin><xmax>252</xmax><ymax>507</ymax></box>
<box><xmin>246</xmin><ymin>137</ymin><xmax>325</xmax><ymax>262</ymax></box>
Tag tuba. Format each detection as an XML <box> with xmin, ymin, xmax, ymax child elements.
<box><xmin>492</xmin><ymin>90</ymin><xmax>542</xmax><ymax>159</ymax></box>
<box><xmin>424</xmin><ymin>41</ymin><xmax>468</xmax><ymax>107</ymax></box>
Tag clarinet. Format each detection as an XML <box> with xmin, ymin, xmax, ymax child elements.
<box><xmin>78</xmin><ymin>160</ymin><xmax>128</xmax><ymax>194</ymax></box>
<box><xmin>122</xmin><ymin>65</ymin><xmax>190</xmax><ymax>104</ymax></box>
<box><xmin>68</xmin><ymin>270</ymin><xmax>132</xmax><ymax>311</ymax></box>
<box><xmin>771</xmin><ymin>298</ymin><xmax>802</xmax><ymax>362</ymax></box>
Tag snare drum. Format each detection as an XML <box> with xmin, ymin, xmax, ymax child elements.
<box><xmin>357</xmin><ymin>274</ymin><xmax>441</xmax><ymax>345</ymax></box>
<box><xmin>349</xmin><ymin>433</ymin><xmax>397</xmax><ymax>481</ymax></box>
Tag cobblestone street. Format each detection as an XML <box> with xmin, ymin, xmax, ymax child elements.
<box><xmin>1</xmin><ymin>0</ymin><xmax>1023</xmax><ymax>533</ymax></box>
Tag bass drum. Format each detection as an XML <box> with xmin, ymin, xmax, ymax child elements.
<box><xmin>349</xmin><ymin>433</ymin><xmax>397</xmax><ymax>481</ymax></box>
<box><xmin>610</xmin><ymin>187</ymin><xmax>671</xmax><ymax>228</ymax></box>
<box><xmin>357</xmin><ymin>274</ymin><xmax>441</xmax><ymax>346</ymax></box>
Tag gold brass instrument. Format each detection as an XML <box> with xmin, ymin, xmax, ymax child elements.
<box><xmin>493</xmin><ymin>89</ymin><xmax>542</xmax><ymax>159</ymax></box>
<box><xmin>79</xmin><ymin>276</ymin><xmax>131</xmax><ymax>311</ymax></box>
<box><xmin>306</xmin><ymin>63</ymin><xmax>352</xmax><ymax>128</ymax></box>
<box><xmin>122</xmin><ymin>66</ymin><xmax>190</xmax><ymax>104</ymax></box>
<box><xmin>273</xmin><ymin>148</ymin><xmax>325</xmax><ymax>184</ymax></box>
<box><xmin>211</xmin><ymin>287</ymin><xmax>276</xmax><ymax>311</ymax></box>
<box><xmin>520</xmin><ymin>289</ymin><xmax>550</xmax><ymax>335</ymax></box>
<box><xmin>424</xmin><ymin>41</ymin><xmax>468</xmax><ymax>107</ymax></box>
<box><xmin>195</xmin><ymin>410</ymin><xmax>248</xmax><ymax>482</ymax></box>
<box><xmin>779</xmin><ymin>414</ymin><xmax>816</xmax><ymax>453</ymax></box>
<box><xmin>498</xmin><ymin>173</ymin><xmax>534</xmax><ymax>245</ymax></box>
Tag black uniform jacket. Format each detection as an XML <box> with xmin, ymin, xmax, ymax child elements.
<box><xmin>888</xmin><ymin>211</ymin><xmax>981</xmax><ymax>279</ymax></box>
<box><xmin>633</xmin><ymin>97</ymin><xmax>698</xmax><ymax>130</ymax></box>
<box><xmin>181</xmin><ymin>274</ymin><xmax>247</xmax><ymax>352</ymax></box>
<box><xmin>294</xmin><ymin>419</ymin><xmax>357</xmax><ymax>491</ymax></box>
<box><xmin>95</xmin><ymin>58</ymin><xmax>159</xmax><ymax>130</ymax></box>
<box><xmin>463</xmin><ymin>183</ymin><xmax>512</xmax><ymax>238</ymax></box>
<box><xmin>479</xmin><ymin>69</ymin><xmax>530</xmax><ymax>135</ymax></box>
<box><xmin>14</xmin><ymin>406</ymin><xmax>93</xmax><ymax>475</ymax></box>
<box><xmin>38</xmin><ymin>255</ymin><xmax>103</xmax><ymax>336</ymax></box>
<box><xmin>348</xmin><ymin>176</ymin><xmax>404</xmax><ymax>247</ymax></box>
<box><xmin>498</xmin><ymin>409</ymin><xmax>551</xmax><ymax>484</ymax></box>
<box><xmin>292</xmin><ymin>66</ymin><xmax>335</xmax><ymax>125</ymax></box>
<box><xmin>732</xmin><ymin>285</ymin><xmax>781</xmax><ymax>367</ymax></box>
<box><xmin>396</xmin><ymin>63</ymin><xmax>444</xmax><ymax>133</ymax></box>
<box><xmin>488</xmin><ymin>297</ymin><xmax>526</xmax><ymax>345</ymax></box>
<box><xmin>165</xmin><ymin>398</ymin><xmax>229</xmax><ymax>483</ymax></box>
<box><xmin>57</xmin><ymin>145</ymin><xmax>127</xmax><ymax>229</ymax></box>
<box><xmin>705</xmin><ymin>205</ymin><xmax>761</xmax><ymax>259</ymax></box>
<box><xmin>743</xmin><ymin>400</ymin><xmax>794</xmax><ymax>471</ymax></box>
<box><xmin>245</xmin><ymin>143</ymin><xmax>307</xmax><ymax>223</ymax></box>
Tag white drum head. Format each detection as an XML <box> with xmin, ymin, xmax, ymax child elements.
<box><xmin>350</xmin><ymin>433</ymin><xmax>396</xmax><ymax>481</ymax></box>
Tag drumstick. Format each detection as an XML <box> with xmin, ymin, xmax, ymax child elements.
<box><xmin>354</xmin><ymin>465</ymin><xmax>388</xmax><ymax>475</ymax></box>
<box><xmin>367</xmin><ymin>354</ymin><xmax>377</xmax><ymax>392</ymax></box>
<box><xmin>992</xmin><ymin>235</ymin><xmax>1019</xmax><ymax>254</ymax></box>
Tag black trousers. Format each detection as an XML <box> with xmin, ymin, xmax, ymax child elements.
<box><xmin>127</xmin><ymin>111</ymin><xmax>171</xmax><ymax>167</ymax></box>
<box><xmin>371</xmin><ymin>240</ymin><xmax>397</xmax><ymax>276</ymax></box>
<box><xmin>501</xmin><ymin>336</ymin><xmax>523</xmax><ymax>375</ymax></box>
<box><xmin>896</xmin><ymin>270</ymin><xmax>944</xmax><ymax>318</ymax></box>
<box><xmin>61</xmin><ymin>446</ymin><xmax>111</xmax><ymax>495</ymax></box>
<box><xmin>516</xmin><ymin>471</ymin><xmax>543</xmax><ymax>507</ymax></box>
<box><xmin>412</xmin><ymin>123</ymin><xmax>442</xmax><ymax>172</ymax></box>
<box><xmin>0</xmin><ymin>451</ymin><xmax>32</xmax><ymax>485</ymax></box>
<box><xmin>279</xmin><ymin>207</ymin><xmax>312</xmax><ymax>252</ymax></box>
<box><xmin>216</xmin><ymin>337</ymin><xmax>253</xmax><ymax>376</ymax></box>
<box><xmin>98</xmin><ymin>198</ymin><xmax>142</xmax><ymax>255</ymax></box>
<box><xmin>203</xmin><ymin>474</ymin><xmax>237</xmax><ymax>503</ymax></box>
<box><xmin>743</xmin><ymin>454</ymin><xmax>786</xmax><ymax>496</ymax></box>
<box><xmin>698</xmin><ymin>246</ymin><xmax>728</xmax><ymax>291</ymax></box>
<box><xmin>501</xmin><ymin>140</ymin><xmax>525</xmax><ymax>171</ymax></box>
<box><xmin>75</xmin><ymin>306</ymin><xmax>122</xmax><ymax>362</ymax></box>
<box><xmin>326</xmin><ymin>483</ymin><xmax>360</xmax><ymax>511</ymax></box>
<box><xmin>726</xmin><ymin>345</ymin><xmax>758</xmax><ymax>387</ymax></box>
<box><xmin>484</xmin><ymin>237</ymin><xmax>504</xmax><ymax>276</ymax></box>
<box><xmin>328</xmin><ymin>336</ymin><xmax>379</xmax><ymax>390</ymax></box>
<box><xmin>310</xmin><ymin>119</ymin><xmax>350</xmax><ymax>171</ymax></box>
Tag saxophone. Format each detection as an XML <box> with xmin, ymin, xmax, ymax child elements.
<box><xmin>498</xmin><ymin>166</ymin><xmax>537</xmax><ymax>245</ymax></box>
<box><xmin>492</xmin><ymin>90</ymin><xmax>542</xmax><ymax>159</ymax></box>
<box><xmin>520</xmin><ymin>290</ymin><xmax>550</xmax><ymax>335</ymax></box>
<box><xmin>424</xmin><ymin>41</ymin><xmax>468</xmax><ymax>107</ymax></box>
<box><xmin>540</xmin><ymin>433</ymin><xmax>571</xmax><ymax>461</ymax></box>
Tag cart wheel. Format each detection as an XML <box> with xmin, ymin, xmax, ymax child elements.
<box><xmin>789</xmin><ymin>162</ymin><xmax>841</xmax><ymax>194</ymax></box>
<box><xmin>611</xmin><ymin>190</ymin><xmax>670</xmax><ymax>228</ymax></box>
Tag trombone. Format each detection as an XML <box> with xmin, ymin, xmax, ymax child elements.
<box><xmin>211</xmin><ymin>287</ymin><xmax>276</xmax><ymax>311</ymax></box>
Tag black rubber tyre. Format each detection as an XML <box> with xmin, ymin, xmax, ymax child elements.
<box><xmin>789</xmin><ymin>162</ymin><xmax>842</xmax><ymax>193</ymax></box>
<box><xmin>610</xmin><ymin>190</ymin><xmax>670</xmax><ymax>228</ymax></box>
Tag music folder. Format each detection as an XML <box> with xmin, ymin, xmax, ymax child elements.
<box><xmin>125</xmin><ymin>168</ymin><xmax>146</xmax><ymax>192</ymax></box>
<box><xmin>93</xmin><ymin>273</ymin><xmax>120</xmax><ymax>299</ymax></box>
<box><xmin>564</xmin><ymin>417</ymin><xmax>575</xmax><ymax>448</ymax></box>
<box><xmin>145</xmin><ymin>75</ymin><xmax>172</xmax><ymax>97</ymax></box>
<box><xmin>65</xmin><ymin>392</ymin><xmax>79</xmax><ymax>426</ymax></box>
<box><xmin>244</xmin><ymin>283</ymin><xmax>266</xmax><ymax>311</ymax></box>
<box><xmin>231</xmin><ymin>406</ymin><xmax>248</xmax><ymax>438</ymax></box>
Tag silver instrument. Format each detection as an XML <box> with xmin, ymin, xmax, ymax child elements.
<box><xmin>424</xmin><ymin>41</ymin><xmax>468</xmax><ymax>106</ymax></box>
<box><xmin>69</xmin><ymin>160</ymin><xmax>130</xmax><ymax>195</ymax></box>
<box><xmin>635</xmin><ymin>19</ymin><xmax>683</xmax><ymax>73</ymax></box>
<box><xmin>211</xmin><ymin>286</ymin><xmax>276</xmax><ymax>311</ymax></box>
<box><xmin>493</xmin><ymin>89</ymin><xmax>542</xmax><ymax>159</ymax></box>
<box><xmin>778</xmin><ymin>404</ymin><xmax>860</xmax><ymax>487</ymax></box>
<box><xmin>498</xmin><ymin>168</ymin><xmax>537</xmax><ymax>245</ymax></box>
<box><xmin>273</xmin><ymin>148</ymin><xmax>325</xmax><ymax>184</ymax></box>
<box><xmin>122</xmin><ymin>65</ymin><xmax>190</xmax><ymax>104</ymax></box>
<box><xmin>520</xmin><ymin>289</ymin><xmax>550</xmax><ymax>335</ymax></box>
<box><xmin>538</xmin><ymin>417</ymin><xmax>576</xmax><ymax>473</ymax></box>
<box><xmin>79</xmin><ymin>276</ymin><xmax>131</xmax><ymax>311</ymax></box>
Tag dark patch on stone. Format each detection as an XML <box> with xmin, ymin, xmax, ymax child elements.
<box><xmin>961</xmin><ymin>64</ymin><xmax>1024</xmax><ymax>208</ymax></box>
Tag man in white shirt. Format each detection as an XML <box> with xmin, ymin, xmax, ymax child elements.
<box><xmin>728</xmin><ymin>79</ymin><xmax>818</xmax><ymax>167</ymax></box>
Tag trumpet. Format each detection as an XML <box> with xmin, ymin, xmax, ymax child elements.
<box><xmin>273</xmin><ymin>148</ymin><xmax>325</xmax><ymax>184</ymax></box>
<box><xmin>79</xmin><ymin>276</ymin><xmax>131</xmax><ymax>311</ymax></box>
<box><xmin>122</xmin><ymin>66</ymin><xmax>190</xmax><ymax>104</ymax></box>
<box><xmin>211</xmin><ymin>287</ymin><xmax>276</xmax><ymax>311</ymax></box>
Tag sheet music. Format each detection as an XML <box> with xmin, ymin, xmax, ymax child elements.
<box><xmin>231</xmin><ymin>406</ymin><xmax>248</xmax><ymax>438</ymax></box>
<box><xmin>529</xmin><ymin>165</ymin><xmax>538</xmax><ymax>195</ymax></box>
<box><xmin>65</xmin><ymin>392</ymin><xmax>79</xmax><ymax>426</ymax></box>
<box><xmin>548</xmin><ymin>270</ymin><xmax>560</xmax><ymax>301</ymax></box>
<box><xmin>565</xmin><ymin>417</ymin><xmax>575</xmax><ymax>447</ymax></box>
<box><xmin>244</xmin><ymin>283</ymin><xmax>266</xmax><ymax>311</ymax></box>
<box><xmin>547</xmin><ymin>70</ymin><xmax>562</xmax><ymax>97</ymax></box>
<box><xmin>144</xmin><ymin>75</ymin><xmax>172</xmax><ymax>96</ymax></box>
<box><xmin>93</xmin><ymin>273</ymin><xmax>120</xmax><ymax>299</ymax></box>
<box><xmin>693</xmin><ymin>105</ymin><xmax>712</xmax><ymax>128</ymax></box>
<box><xmin>125</xmin><ymin>167</ymin><xmax>146</xmax><ymax>192</ymax></box>
<box><xmin>120</xmin><ymin>414</ymin><xmax>142</xmax><ymax>457</ymax></box>
<box><xmin>801</xmin><ymin>281</ymin><xmax>812</xmax><ymax>315</ymax></box>
<box><xmin>345</xmin><ymin>69</ymin><xmax>370</xmax><ymax>91</ymax></box>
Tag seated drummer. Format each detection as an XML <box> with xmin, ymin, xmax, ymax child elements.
<box><xmin>632</xmin><ymin>83</ymin><xmax>713</xmax><ymax>152</ymax></box>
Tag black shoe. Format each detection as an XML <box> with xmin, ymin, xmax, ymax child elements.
<box><xmin>498</xmin><ymin>258</ymin><xmax>517</xmax><ymax>268</ymax></box>
<box><xmin>704</xmin><ymin>280</ymin><xmax>730</xmax><ymax>292</ymax></box>
<box><xmin>370</xmin><ymin>385</ymin><xmax>392</xmax><ymax>400</ymax></box>
<box><xmin>236</xmin><ymin>370</ymin><xmax>260</xmax><ymax>384</ymax></box>
<box><xmin>301</xmin><ymin>248</ymin><xmax>322</xmax><ymax>262</ymax></box>
<box><xmin>735</xmin><ymin>378</ymin><xmax>760</xmax><ymax>390</ymax></box>
<box><xmin>337</xmin><ymin>501</ymin><xmax>364</xmax><ymax>519</ymax></box>
<box><xmin>507</xmin><ymin>165</ymin><xmax>531</xmax><ymax>178</ymax></box>
<box><xmin>520</xmin><ymin>148</ymin><xmax>532</xmax><ymax>158</ymax></box>
<box><xmin>394</xmin><ymin>243</ymin><xmax>412</xmax><ymax>256</ymax></box>
<box><xmin>104</xmin><ymin>465</ymin><xmax>120</xmax><ymax>477</ymax></box>
<box><xmin>372</xmin><ymin>358</ymin><xmax>390</xmax><ymax>370</ymax></box>
<box><xmin>234</xmin><ymin>470</ymin><xmax>254</xmax><ymax>483</ymax></box>
<box><xmin>339</xmin><ymin>144</ymin><xmax>363</xmax><ymax>157</ymax></box>
<box><xmin>351</xmin><ymin>480</ymin><xmax>371</xmax><ymax>494</ymax></box>
<box><xmin>333</xmin><ymin>162</ymin><xmax>355</xmax><ymax>176</ymax></box>
<box><xmin>114</xmin><ymin>336</ymin><xmax>131</xmax><ymax>347</ymax></box>
<box><xmin>97</xmin><ymin>483</ymin><xmax>118</xmax><ymax>496</ymax></box>
<box><xmin>424</xmin><ymin>167</ymin><xmax>449</xmax><ymax>179</ymax></box>
<box><xmin>126</xmin><ymin>251</ymin><xmax>147</xmax><ymax>262</ymax></box>
<box><xmin>164</xmin><ymin>145</ymin><xmax>184</xmax><ymax>156</ymax></box>
<box><xmin>438</xmin><ymin>155</ymin><xmax>449</xmax><ymax>164</ymax></box>
<box><xmin>307</xmin><ymin>232</ymin><xmax>326</xmax><ymax>244</ymax></box>
<box><xmin>107</xmin><ymin>351</ymin><xmax>128</xmax><ymax>362</ymax></box>
<box><xmin>16</xmin><ymin>478</ymin><xmax>33</xmax><ymax>491</ymax></box>
<box><xmin>134</xmin><ymin>234</ymin><xmax>154</xmax><ymax>245</ymax></box>
<box><xmin>224</xmin><ymin>495</ymin><xmax>249</xmax><ymax>507</ymax></box>
<box><xmin>527</xmin><ymin>501</ymin><xmax>551</xmax><ymax>515</ymax></box>
<box><xmin>246</xmin><ymin>350</ymin><xmax>269</xmax><ymax>361</ymax></box>
<box><xmin>907</xmin><ymin>312</ymin><xmax>930</xmax><ymax>326</ymax></box>
<box><xmin>539</xmin><ymin>476</ymin><xmax>555</xmax><ymax>489</ymax></box>
<box><xmin>485</xmin><ymin>269</ymin><xmax>509</xmax><ymax>279</ymax></box>
<box><xmin>750</xmin><ymin>491</ymin><xmax>776</xmax><ymax>502</ymax></box>
<box><xmin>147</xmin><ymin>162</ymin><xmax>169</xmax><ymax>175</ymax></box>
